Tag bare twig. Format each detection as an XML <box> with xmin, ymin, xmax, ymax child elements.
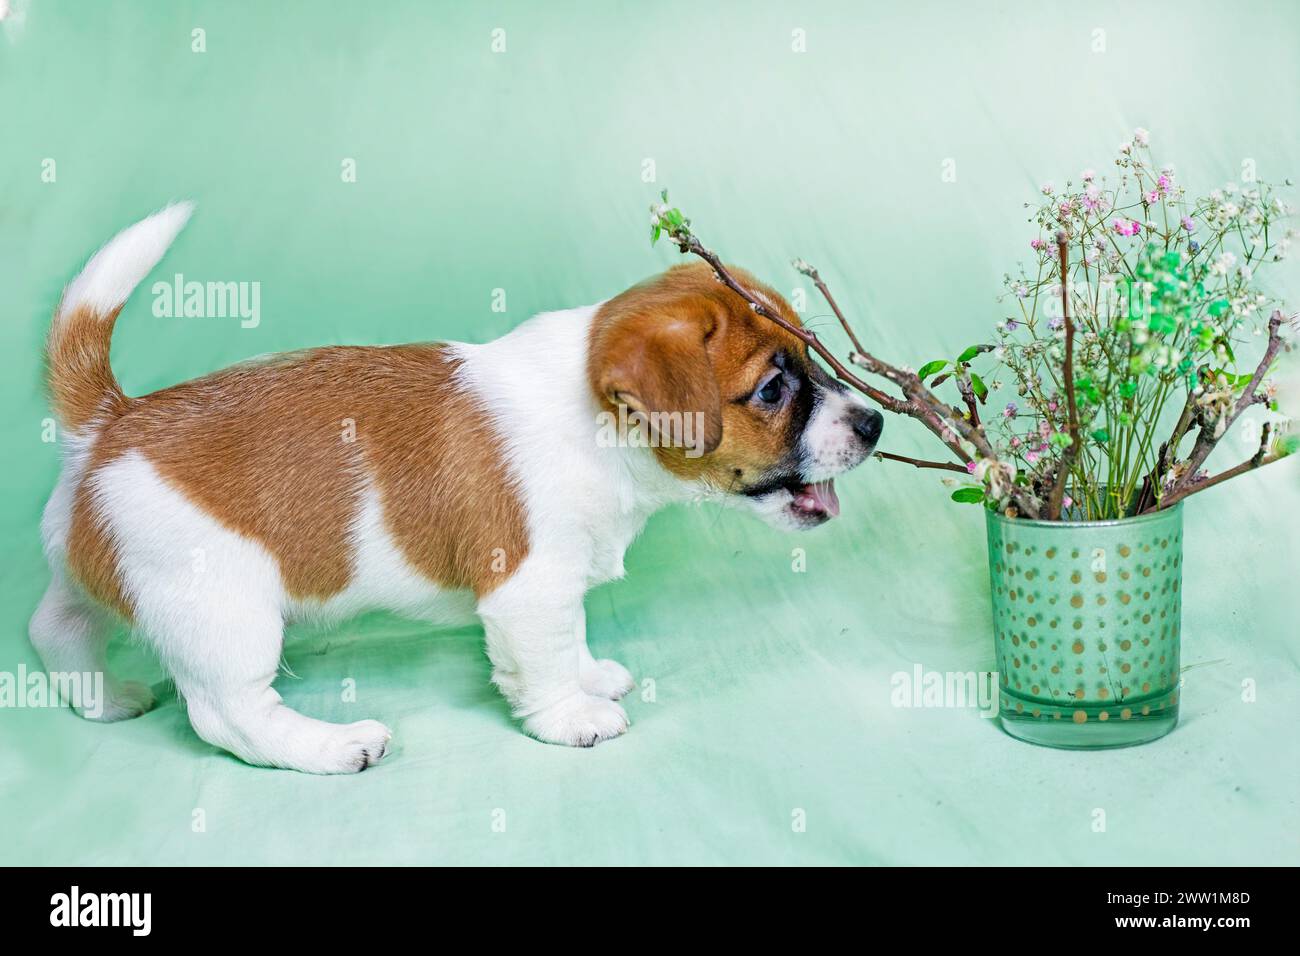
<box><xmin>1148</xmin><ymin>423</ymin><xmax>1284</xmax><ymax>510</ymax></box>
<box><xmin>1165</xmin><ymin>310</ymin><xmax>1287</xmax><ymax>499</ymax></box>
<box><xmin>874</xmin><ymin>451</ymin><xmax>968</xmax><ymax>473</ymax></box>
<box><xmin>795</xmin><ymin>260</ymin><xmax>865</xmax><ymax>355</ymax></box>
<box><xmin>1046</xmin><ymin>233</ymin><xmax>1082</xmax><ymax>519</ymax></box>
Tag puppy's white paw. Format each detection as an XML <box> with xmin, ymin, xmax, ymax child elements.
<box><xmin>523</xmin><ymin>693</ymin><xmax>628</xmax><ymax>747</ymax></box>
<box><xmin>79</xmin><ymin>680</ymin><xmax>155</xmax><ymax>722</ymax></box>
<box><xmin>315</xmin><ymin>719</ymin><xmax>393</xmax><ymax>774</ymax></box>
<box><xmin>580</xmin><ymin>658</ymin><xmax>635</xmax><ymax>700</ymax></box>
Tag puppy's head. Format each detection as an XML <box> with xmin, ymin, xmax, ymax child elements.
<box><xmin>589</xmin><ymin>262</ymin><xmax>882</xmax><ymax>529</ymax></box>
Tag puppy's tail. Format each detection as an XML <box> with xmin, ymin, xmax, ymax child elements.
<box><xmin>47</xmin><ymin>202</ymin><xmax>194</xmax><ymax>433</ymax></box>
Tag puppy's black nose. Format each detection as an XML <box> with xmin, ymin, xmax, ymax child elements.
<box><xmin>851</xmin><ymin>407</ymin><xmax>883</xmax><ymax>446</ymax></box>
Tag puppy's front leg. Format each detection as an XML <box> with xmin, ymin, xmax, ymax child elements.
<box><xmin>478</xmin><ymin>564</ymin><xmax>628</xmax><ymax>747</ymax></box>
<box><xmin>576</xmin><ymin>611</ymin><xmax>635</xmax><ymax>700</ymax></box>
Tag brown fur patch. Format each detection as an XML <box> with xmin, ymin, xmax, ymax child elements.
<box><xmin>588</xmin><ymin>261</ymin><xmax>810</xmax><ymax>490</ymax></box>
<box><xmin>65</xmin><ymin>345</ymin><xmax>529</xmax><ymax>618</ymax></box>
<box><xmin>66</xmin><ymin>491</ymin><xmax>135</xmax><ymax>620</ymax></box>
<box><xmin>46</xmin><ymin>305</ymin><xmax>131</xmax><ymax>431</ymax></box>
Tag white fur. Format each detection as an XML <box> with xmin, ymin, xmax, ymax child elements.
<box><xmin>451</xmin><ymin>308</ymin><xmax>686</xmax><ymax>737</ymax></box>
<box><xmin>57</xmin><ymin>202</ymin><xmax>193</xmax><ymax>321</ymax></box>
<box><xmin>802</xmin><ymin>386</ymin><xmax>875</xmax><ymax>481</ymax></box>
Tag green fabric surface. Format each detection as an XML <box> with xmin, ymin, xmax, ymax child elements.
<box><xmin>2</xmin><ymin>0</ymin><xmax>1298</xmax><ymax>865</ymax></box>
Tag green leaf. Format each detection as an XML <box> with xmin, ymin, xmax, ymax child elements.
<box><xmin>1208</xmin><ymin>298</ymin><xmax>1230</xmax><ymax>317</ymax></box>
<box><xmin>957</xmin><ymin>345</ymin><xmax>985</xmax><ymax>364</ymax></box>
<box><xmin>651</xmin><ymin>225</ymin><xmax>661</xmax><ymax>246</ymax></box>
<box><xmin>1118</xmin><ymin>381</ymin><xmax>1138</xmax><ymax>398</ymax></box>
<box><xmin>1091</xmin><ymin>428</ymin><xmax>1110</xmax><ymax>443</ymax></box>
<box><xmin>917</xmin><ymin>360</ymin><xmax>948</xmax><ymax>379</ymax></box>
<box><xmin>970</xmin><ymin>373</ymin><xmax>988</xmax><ymax>402</ymax></box>
<box><xmin>951</xmin><ymin>487</ymin><xmax>985</xmax><ymax>503</ymax></box>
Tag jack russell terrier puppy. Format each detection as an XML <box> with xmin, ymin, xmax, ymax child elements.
<box><xmin>31</xmin><ymin>203</ymin><xmax>882</xmax><ymax>773</ymax></box>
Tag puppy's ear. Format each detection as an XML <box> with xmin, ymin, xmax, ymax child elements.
<box><xmin>590</xmin><ymin>308</ymin><xmax>724</xmax><ymax>456</ymax></box>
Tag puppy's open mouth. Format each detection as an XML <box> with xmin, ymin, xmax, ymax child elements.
<box><xmin>743</xmin><ymin>474</ymin><xmax>842</xmax><ymax>524</ymax></box>
<box><xmin>789</xmin><ymin>478</ymin><xmax>840</xmax><ymax>519</ymax></box>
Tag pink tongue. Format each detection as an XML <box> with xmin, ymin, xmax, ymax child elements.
<box><xmin>797</xmin><ymin>479</ymin><xmax>840</xmax><ymax>517</ymax></box>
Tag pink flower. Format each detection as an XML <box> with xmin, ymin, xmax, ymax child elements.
<box><xmin>1030</xmin><ymin>237</ymin><xmax>1046</xmax><ymax>251</ymax></box>
<box><xmin>1026</xmin><ymin>452</ymin><xmax>1040</xmax><ymax>464</ymax></box>
<box><xmin>1081</xmin><ymin>169</ymin><xmax>1096</xmax><ymax>182</ymax></box>
<box><xmin>1063</xmin><ymin>495</ymin><xmax>1073</xmax><ymax>509</ymax></box>
<box><xmin>1146</xmin><ymin>190</ymin><xmax>1160</xmax><ymax>204</ymax></box>
<box><xmin>966</xmin><ymin>461</ymin><xmax>978</xmax><ymax>474</ymax></box>
<box><xmin>1010</xmin><ymin>436</ymin><xmax>1022</xmax><ymax>448</ymax></box>
<box><xmin>1112</xmin><ymin>217</ymin><xmax>1141</xmax><ymax>237</ymax></box>
<box><xmin>1181</xmin><ymin>215</ymin><xmax>1195</xmax><ymax>232</ymax></box>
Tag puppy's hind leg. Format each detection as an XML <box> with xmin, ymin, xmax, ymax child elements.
<box><xmin>28</xmin><ymin>571</ymin><xmax>154</xmax><ymax>721</ymax></box>
<box><xmin>156</xmin><ymin>603</ymin><xmax>392</xmax><ymax>774</ymax></box>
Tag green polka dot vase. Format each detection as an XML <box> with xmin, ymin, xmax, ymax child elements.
<box><xmin>986</xmin><ymin>503</ymin><xmax>1182</xmax><ymax>749</ymax></box>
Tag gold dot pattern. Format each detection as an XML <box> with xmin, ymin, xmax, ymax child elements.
<box><xmin>987</xmin><ymin>517</ymin><xmax>1182</xmax><ymax>728</ymax></box>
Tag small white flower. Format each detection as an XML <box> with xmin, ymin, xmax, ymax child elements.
<box><xmin>1210</xmin><ymin>252</ymin><xmax>1237</xmax><ymax>276</ymax></box>
<box><xmin>1040</xmin><ymin>182</ymin><xmax>1055</xmax><ymax>196</ymax></box>
<box><xmin>1081</xmin><ymin>168</ymin><xmax>1096</xmax><ymax>182</ymax></box>
<box><xmin>1133</xmin><ymin>127</ymin><xmax>1150</xmax><ymax>147</ymax></box>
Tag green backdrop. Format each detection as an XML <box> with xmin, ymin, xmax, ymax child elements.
<box><xmin>2</xmin><ymin>0</ymin><xmax>1297</xmax><ymax>865</ymax></box>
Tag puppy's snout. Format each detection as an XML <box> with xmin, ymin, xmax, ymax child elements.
<box><xmin>850</xmin><ymin>406</ymin><xmax>883</xmax><ymax>447</ymax></box>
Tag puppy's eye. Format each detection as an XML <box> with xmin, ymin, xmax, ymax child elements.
<box><xmin>756</xmin><ymin>375</ymin><xmax>782</xmax><ymax>404</ymax></box>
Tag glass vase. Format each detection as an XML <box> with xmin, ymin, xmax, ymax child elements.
<box><xmin>985</xmin><ymin>502</ymin><xmax>1183</xmax><ymax>749</ymax></box>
